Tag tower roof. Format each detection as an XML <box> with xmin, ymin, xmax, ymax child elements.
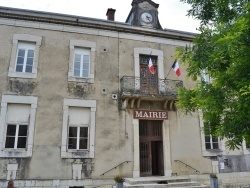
<box><xmin>131</xmin><ymin>0</ymin><xmax>159</xmax><ymax>8</ymax></box>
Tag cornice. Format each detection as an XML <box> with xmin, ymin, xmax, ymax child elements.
<box><xmin>0</xmin><ymin>6</ymin><xmax>196</xmax><ymax>42</ymax></box>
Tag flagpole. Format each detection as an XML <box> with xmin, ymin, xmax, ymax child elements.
<box><xmin>165</xmin><ymin>68</ymin><xmax>172</xmax><ymax>79</ymax></box>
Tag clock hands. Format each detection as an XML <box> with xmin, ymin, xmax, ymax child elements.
<box><xmin>146</xmin><ymin>15</ymin><xmax>152</xmax><ymax>21</ymax></box>
<box><xmin>141</xmin><ymin>12</ymin><xmax>153</xmax><ymax>23</ymax></box>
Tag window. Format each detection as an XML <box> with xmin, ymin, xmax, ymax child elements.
<box><xmin>15</xmin><ymin>42</ymin><xmax>35</xmax><ymax>73</ymax></box>
<box><xmin>8</xmin><ymin>34</ymin><xmax>42</xmax><ymax>79</ymax></box>
<box><xmin>201</xmin><ymin>70</ymin><xmax>212</xmax><ymax>83</ymax></box>
<box><xmin>68</xmin><ymin>40</ymin><xmax>96</xmax><ymax>83</ymax></box>
<box><xmin>203</xmin><ymin>122</ymin><xmax>219</xmax><ymax>150</ymax></box>
<box><xmin>61</xmin><ymin>99</ymin><xmax>96</xmax><ymax>158</ymax></box>
<box><xmin>67</xmin><ymin>107</ymin><xmax>90</xmax><ymax>150</ymax></box>
<box><xmin>5</xmin><ymin>124</ymin><xmax>28</xmax><ymax>149</ymax></box>
<box><xmin>202</xmin><ymin>73</ymin><xmax>211</xmax><ymax>82</ymax></box>
<box><xmin>68</xmin><ymin>127</ymin><xmax>88</xmax><ymax>150</ymax></box>
<box><xmin>199</xmin><ymin>115</ymin><xmax>225</xmax><ymax>157</ymax></box>
<box><xmin>0</xmin><ymin>95</ymin><xmax>38</xmax><ymax>158</ymax></box>
<box><xmin>205</xmin><ymin>135</ymin><xmax>219</xmax><ymax>150</ymax></box>
<box><xmin>73</xmin><ymin>48</ymin><xmax>90</xmax><ymax>78</ymax></box>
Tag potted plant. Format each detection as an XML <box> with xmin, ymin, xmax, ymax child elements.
<box><xmin>114</xmin><ymin>175</ymin><xmax>125</xmax><ymax>188</ymax></box>
<box><xmin>210</xmin><ymin>174</ymin><xmax>218</xmax><ymax>188</ymax></box>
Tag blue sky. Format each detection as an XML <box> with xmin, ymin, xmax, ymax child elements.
<box><xmin>0</xmin><ymin>0</ymin><xmax>200</xmax><ymax>33</ymax></box>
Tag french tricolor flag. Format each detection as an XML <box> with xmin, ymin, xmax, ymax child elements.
<box><xmin>148</xmin><ymin>58</ymin><xmax>155</xmax><ymax>74</ymax></box>
<box><xmin>172</xmin><ymin>60</ymin><xmax>181</xmax><ymax>76</ymax></box>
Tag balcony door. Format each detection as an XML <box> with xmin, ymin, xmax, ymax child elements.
<box><xmin>140</xmin><ymin>55</ymin><xmax>158</xmax><ymax>94</ymax></box>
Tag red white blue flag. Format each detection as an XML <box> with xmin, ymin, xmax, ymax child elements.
<box><xmin>148</xmin><ymin>58</ymin><xmax>155</xmax><ymax>74</ymax></box>
<box><xmin>172</xmin><ymin>60</ymin><xmax>181</xmax><ymax>76</ymax></box>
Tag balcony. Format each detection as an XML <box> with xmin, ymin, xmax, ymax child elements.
<box><xmin>120</xmin><ymin>76</ymin><xmax>183</xmax><ymax>110</ymax></box>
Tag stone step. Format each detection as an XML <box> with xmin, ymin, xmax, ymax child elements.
<box><xmin>123</xmin><ymin>181</ymin><xmax>204</xmax><ymax>188</ymax></box>
<box><xmin>123</xmin><ymin>186</ymin><xmax>209</xmax><ymax>188</ymax></box>
<box><xmin>114</xmin><ymin>185</ymin><xmax>209</xmax><ymax>188</ymax></box>
<box><xmin>163</xmin><ymin>186</ymin><xmax>210</xmax><ymax>188</ymax></box>
<box><xmin>119</xmin><ymin>176</ymin><xmax>209</xmax><ymax>188</ymax></box>
<box><xmin>125</xmin><ymin>176</ymin><xmax>191</xmax><ymax>185</ymax></box>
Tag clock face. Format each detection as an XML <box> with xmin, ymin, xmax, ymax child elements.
<box><xmin>141</xmin><ymin>12</ymin><xmax>153</xmax><ymax>23</ymax></box>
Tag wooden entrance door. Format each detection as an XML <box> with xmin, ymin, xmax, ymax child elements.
<box><xmin>139</xmin><ymin>120</ymin><xmax>164</xmax><ymax>176</ymax></box>
<box><xmin>140</xmin><ymin>55</ymin><xmax>158</xmax><ymax>94</ymax></box>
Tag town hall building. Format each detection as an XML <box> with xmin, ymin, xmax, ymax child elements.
<box><xmin>0</xmin><ymin>0</ymin><xmax>250</xmax><ymax>187</ymax></box>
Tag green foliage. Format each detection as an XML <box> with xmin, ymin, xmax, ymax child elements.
<box><xmin>180</xmin><ymin>0</ymin><xmax>249</xmax><ymax>25</ymax></box>
<box><xmin>210</xmin><ymin>173</ymin><xmax>218</xmax><ymax>179</ymax></box>
<box><xmin>177</xmin><ymin>1</ymin><xmax>250</xmax><ymax>149</ymax></box>
<box><xmin>114</xmin><ymin>175</ymin><xmax>125</xmax><ymax>183</ymax></box>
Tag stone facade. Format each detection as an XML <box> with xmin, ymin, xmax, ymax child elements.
<box><xmin>0</xmin><ymin>1</ymin><xmax>250</xmax><ymax>188</ymax></box>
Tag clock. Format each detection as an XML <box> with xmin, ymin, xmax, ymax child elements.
<box><xmin>141</xmin><ymin>12</ymin><xmax>153</xmax><ymax>23</ymax></box>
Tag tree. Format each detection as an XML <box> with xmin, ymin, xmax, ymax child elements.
<box><xmin>177</xmin><ymin>0</ymin><xmax>250</xmax><ymax>149</ymax></box>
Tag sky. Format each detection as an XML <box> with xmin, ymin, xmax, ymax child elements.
<box><xmin>0</xmin><ymin>0</ymin><xmax>200</xmax><ymax>33</ymax></box>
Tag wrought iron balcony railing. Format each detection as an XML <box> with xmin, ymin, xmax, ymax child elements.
<box><xmin>120</xmin><ymin>76</ymin><xmax>183</xmax><ymax>98</ymax></box>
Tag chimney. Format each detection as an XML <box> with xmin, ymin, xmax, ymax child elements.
<box><xmin>106</xmin><ymin>8</ymin><xmax>116</xmax><ymax>21</ymax></box>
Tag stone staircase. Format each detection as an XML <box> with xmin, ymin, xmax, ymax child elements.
<box><xmin>122</xmin><ymin>176</ymin><xmax>210</xmax><ymax>188</ymax></box>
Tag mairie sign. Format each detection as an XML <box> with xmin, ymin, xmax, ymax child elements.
<box><xmin>133</xmin><ymin>110</ymin><xmax>168</xmax><ymax>120</ymax></box>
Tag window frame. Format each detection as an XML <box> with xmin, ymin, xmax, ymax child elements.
<box><xmin>8</xmin><ymin>34</ymin><xmax>42</xmax><ymax>79</ymax></box>
<box><xmin>15</xmin><ymin>42</ymin><xmax>35</xmax><ymax>73</ymax></box>
<box><xmin>199</xmin><ymin>113</ymin><xmax>226</xmax><ymax>157</ymax></box>
<box><xmin>133</xmin><ymin>48</ymin><xmax>166</xmax><ymax>94</ymax></box>
<box><xmin>5</xmin><ymin>124</ymin><xmax>28</xmax><ymax>149</ymax></box>
<box><xmin>68</xmin><ymin>126</ymin><xmax>89</xmax><ymax>150</ymax></box>
<box><xmin>201</xmin><ymin>70</ymin><xmax>211</xmax><ymax>83</ymax></box>
<box><xmin>0</xmin><ymin>95</ymin><xmax>38</xmax><ymax>158</ymax></box>
<box><xmin>205</xmin><ymin>134</ymin><xmax>219</xmax><ymax>150</ymax></box>
<box><xmin>68</xmin><ymin>40</ymin><xmax>96</xmax><ymax>83</ymax></box>
<box><xmin>73</xmin><ymin>48</ymin><xmax>90</xmax><ymax>78</ymax></box>
<box><xmin>134</xmin><ymin>48</ymin><xmax>164</xmax><ymax>79</ymax></box>
<box><xmin>61</xmin><ymin>98</ymin><xmax>96</xmax><ymax>158</ymax></box>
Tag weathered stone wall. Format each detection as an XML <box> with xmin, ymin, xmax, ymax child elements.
<box><xmin>218</xmin><ymin>155</ymin><xmax>250</xmax><ymax>173</ymax></box>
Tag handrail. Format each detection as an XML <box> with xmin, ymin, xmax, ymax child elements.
<box><xmin>120</xmin><ymin>76</ymin><xmax>182</xmax><ymax>82</ymax></box>
<box><xmin>100</xmin><ymin>161</ymin><xmax>131</xmax><ymax>176</ymax></box>
<box><xmin>174</xmin><ymin>160</ymin><xmax>200</xmax><ymax>173</ymax></box>
<box><xmin>120</xmin><ymin>76</ymin><xmax>183</xmax><ymax>97</ymax></box>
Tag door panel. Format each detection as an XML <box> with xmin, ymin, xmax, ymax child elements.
<box><xmin>139</xmin><ymin>120</ymin><xmax>163</xmax><ymax>176</ymax></box>
<box><xmin>151</xmin><ymin>141</ymin><xmax>164</xmax><ymax>176</ymax></box>
<box><xmin>140</xmin><ymin>142</ymin><xmax>151</xmax><ymax>175</ymax></box>
<box><xmin>158</xmin><ymin>141</ymin><xmax>164</xmax><ymax>175</ymax></box>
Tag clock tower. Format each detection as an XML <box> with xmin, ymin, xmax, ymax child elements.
<box><xmin>125</xmin><ymin>0</ymin><xmax>162</xmax><ymax>29</ymax></box>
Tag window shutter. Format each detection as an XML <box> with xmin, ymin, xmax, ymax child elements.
<box><xmin>88</xmin><ymin>113</ymin><xmax>91</xmax><ymax>126</ymax></box>
<box><xmin>87</xmin><ymin>115</ymin><xmax>91</xmax><ymax>149</ymax></box>
<box><xmin>3</xmin><ymin>108</ymin><xmax>8</xmax><ymax>148</ymax></box>
<box><xmin>25</xmin><ymin>114</ymin><xmax>31</xmax><ymax>151</ymax></box>
<box><xmin>66</xmin><ymin>115</ymin><xmax>70</xmax><ymax>151</ymax></box>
